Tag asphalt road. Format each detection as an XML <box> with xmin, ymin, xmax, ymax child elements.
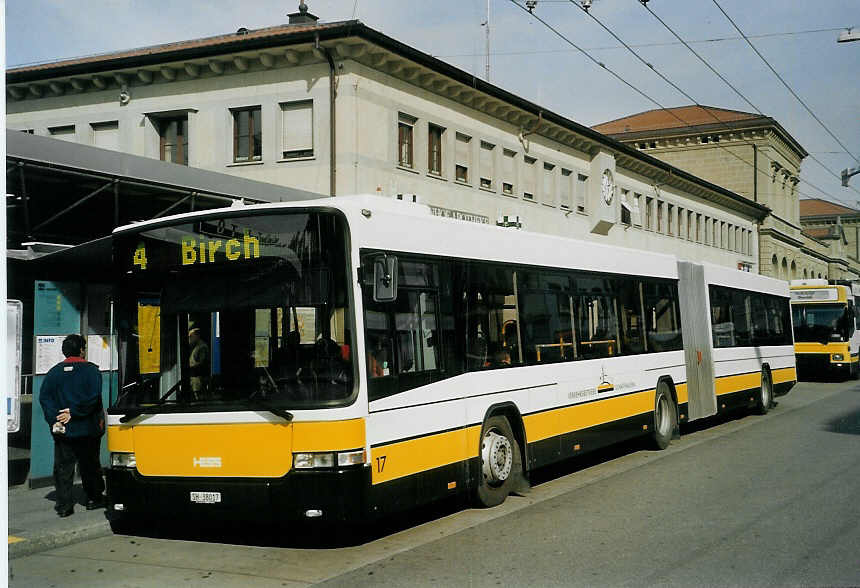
<box><xmin>9</xmin><ymin>379</ymin><xmax>860</xmax><ymax>587</ymax></box>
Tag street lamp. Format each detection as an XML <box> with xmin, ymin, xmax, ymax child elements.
<box><xmin>838</xmin><ymin>28</ymin><xmax>859</xmax><ymax>43</ymax></box>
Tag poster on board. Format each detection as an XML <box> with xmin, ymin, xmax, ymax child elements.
<box><xmin>7</xmin><ymin>300</ymin><xmax>23</xmax><ymax>434</ymax></box>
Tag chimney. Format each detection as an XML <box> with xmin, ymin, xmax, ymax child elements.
<box><xmin>288</xmin><ymin>1</ymin><xmax>319</xmax><ymax>25</ymax></box>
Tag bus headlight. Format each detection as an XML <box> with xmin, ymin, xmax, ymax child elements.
<box><xmin>337</xmin><ymin>449</ymin><xmax>366</xmax><ymax>467</ymax></box>
<box><xmin>293</xmin><ymin>449</ymin><xmax>366</xmax><ymax>469</ymax></box>
<box><xmin>110</xmin><ymin>452</ymin><xmax>137</xmax><ymax>469</ymax></box>
<box><xmin>294</xmin><ymin>452</ymin><xmax>335</xmax><ymax>469</ymax></box>
<box><xmin>833</xmin><ymin>353</ymin><xmax>844</xmax><ymax>361</ymax></box>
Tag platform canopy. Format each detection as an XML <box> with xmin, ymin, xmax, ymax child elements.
<box><xmin>6</xmin><ymin>130</ymin><xmax>324</xmax><ymax>253</ymax></box>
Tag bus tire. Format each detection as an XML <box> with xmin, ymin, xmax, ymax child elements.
<box><xmin>756</xmin><ymin>367</ymin><xmax>772</xmax><ymax>415</ymax></box>
<box><xmin>651</xmin><ymin>381</ymin><xmax>675</xmax><ymax>450</ymax></box>
<box><xmin>474</xmin><ymin>416</ymin><xmax>521</xmax><ymax>508</ymax></box>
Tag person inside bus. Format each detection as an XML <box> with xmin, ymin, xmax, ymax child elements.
<box><xmin>188</xmin><ymin>327</ymin><xmax>210</xmax><ymax>398</ymax></box>
<box><xmin>368</xmin><ymin>335</ymin><xmax>390</xmax><ymax>377</ymax></box>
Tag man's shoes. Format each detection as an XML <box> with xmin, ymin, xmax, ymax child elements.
<box><xmin>85</xmin><ymin>495</ymin><xmax>106</xmax><ymax>510</ymax></box>
<box><xmin>56</xmin><ymin>507</ymin><xmax>74</xmax><ymax>518</ymax></box>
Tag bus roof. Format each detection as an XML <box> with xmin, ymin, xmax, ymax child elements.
<box><xmin>112</xmin><ymin>194</ymin><xmax>749</xmax><ymax>281</ymax></box>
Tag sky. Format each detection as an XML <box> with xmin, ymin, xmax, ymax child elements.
<box><xmin>5</xmin><ymin>0</ymin><xmax>860</xmax><ymax>208</ymax></box>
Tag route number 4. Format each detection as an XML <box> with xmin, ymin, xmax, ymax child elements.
<box><xmin>375</xmin><ymin>455</ymin><xmax>386</xmax><ymax>473</ymax></box>
<box><xmin>133</xmin><ymin>245</ymin><xmax>148</xmax><ymax>270</ymax></box>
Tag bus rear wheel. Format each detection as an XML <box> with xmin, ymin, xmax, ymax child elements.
<box><xmin>756</xmin><ymin>368</ymin><xmax>772</xmax><ymax>415</ymax></box>
<box><xmin>474</xmin><ymin>416</ymin><xmax>521</xmax><ymax>508</ymax></box>
<box><xmin>651</xmin><ymin>381</ymin><xmax>675</xmax><ymax>450</ymax></box>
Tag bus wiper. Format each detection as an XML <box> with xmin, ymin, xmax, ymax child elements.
<box><xmin>119</xmin><ymin>380</ymin><xmax>182</xmax><ymax>423</ymax></box>
<box><xmin>250</xmin><ymin>399</ymin><xmax>294</xmax><ymax>422</ymax></box>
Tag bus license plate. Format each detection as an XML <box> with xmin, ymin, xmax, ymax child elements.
<box><xmin>190</xmin><ymin>491</ymin><xmax>221</xmax><ymax>504</ymax></box>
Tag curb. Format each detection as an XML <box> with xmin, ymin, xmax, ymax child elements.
<box><xmin>9</xmin><ymin>520</ymin><xmax>112</xmax><ymax>559</ymax></box>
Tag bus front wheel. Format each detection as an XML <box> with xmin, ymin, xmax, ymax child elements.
<box><xmin>651</xmin><ymin>381</ymin><xmax>675</xmax><ymax>450</ymax></box>
<box><xmin>474</xmin><ymin>416</ymin><xmax>521</xmax><ymax>508</ymax></box>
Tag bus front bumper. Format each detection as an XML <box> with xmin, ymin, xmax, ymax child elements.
<box><xmin>106</xmin><ymin>465</ymin><xmax>372</xmax><ymax>524</ymax></box>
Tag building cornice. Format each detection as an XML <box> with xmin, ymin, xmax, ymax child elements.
<box><xmin>6</xmin><ymin>21</ymin><xmax>771</xmax><ymax>222</ymax></box>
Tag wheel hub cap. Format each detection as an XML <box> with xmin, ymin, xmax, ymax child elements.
<box><xmin>482</xmin><ymin>431</ymin><xmax>513</xmax><ymax>484</ymax></box>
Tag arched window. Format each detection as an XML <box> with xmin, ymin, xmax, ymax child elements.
<box><xmin>791</xmin><ymin>260</ymin><xmax>797</xmax><ymax>280</ymax></box>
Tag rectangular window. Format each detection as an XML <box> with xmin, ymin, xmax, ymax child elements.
<box><xmin>517</xmin><ymin>271</ymin><xmax>574</xmax><ymax>364</ymax></box>
<box><xmin>467</xmin><ymin>265</ymin><xmax>521</xmax><ymax>369</ymax></box>
<box><xmin>479</xmin><ymin>140</ymin><xmax>495</xmax><ymax>190</ymax></box>
<box><xmin>576</xmin><ymin>173</ymin><xmax>588</xmax><ymax>212</ymax></box>
<box><xmin>398</xmin><ymin>113</ymin><xmax>416</xmax><ymax>168</ymax></box>
<box><xmin>646</xmin><ymin>197</ymin><xmax>654</xmax><ymax>230</ymax></box>
<box><xmin>232</xmin><ymin>106</ymin><xmax>262</xmax><ymax>162</ymax></box>
<box><xmin>523</xmin><ymin>156</ymin><xmax>537</xmax><ymax>200</ymax></box>
<box><xmin>704</xmin><ymin>216</ymin><xmax>710</xmax><ymax>245</ymax></box>
<box><xmin>678</xmin><ymin>207</ymin><xmax>685</xmax><ymax>239</ymax></box>
<box><xmin>454</xmin><ymin>133</ymin><xmax>472</xmax><ymax>184</ymax></box>
<box><xmin>281</xmin><ymin>100</ymin><xmax>313</xmax><ymax>160</ymax></box>
<box><xmin>542</xmin><ymin>163</ymin><xmax>555</xmax><ymax>206</ymax></box>
<box><xmin>713</xmin><ymin>219</ymin><xmax>719</xmax><ymax>248</ymax></box>
<box><xmin>91</xmin><ymin>121</ymin><xmax>119</xmax><ymax>151</ymax></box>
<box><xmin>656</xmin><ymin>200</ymin><xmax>663</xmax><ymax>233</ymax></box>
<box><xmin>633</xmin><ymin>193</ymin><xmax>642</xmax><ymax>226</ymax></box>
<box><xmin>643</xmin><ymin>281</ymin><xmax>682</xmax><ymax>351</ymax></box>
<box><xmin>696</xmin><ymin>213</ymin><xmax>702</xmax><ymax>243</ymax></box>
<box><xmin>49</xmin><ymin>125</ymin><xmax>75</xmax><ymax>141</ymax></box>
<box><xmin>158</xmin><ymin>116</ymin><xmax>188</xmax><ymax>165</ymax></box>
<box><xmin>667</xmin><ymin>204</ymin><xmax>674</xmax><ymax>236</ymax></box>
<box><xmin>428</xmin><ymin>123</ymin><xmax>444</xmax><ymax>175</ymax></box>
<box><xmin>721</xmin><ymin>221</ymin><xmax>727</xmax><ymax>249</ymax></box>
<box><xmin>620</xmin><ymin>189</ymin><xmax>632</xmax><ymax>226</ymax></box>
<box><xmin>687</xmin><ymin>211</ymin><xmax>694</xmax><ymax>240</ymax></box>
<box><xmin>735</xmin><ymin>227</ymin><xmax>741</xmax><ymax>253</ymax></box>
<box><xmin>502</xmin><ymin>149</ymin><xmax>516</xmax><ymax>196</ymax></box>
<box><xmin>560</xmin><ymin>169</ymin><xmax>573</xmax><ymax>210</ymax></box>
<box><xmin>455</xmin><ymin>132</ymin><xmax>471</xmax><ymax>183</ymax></box>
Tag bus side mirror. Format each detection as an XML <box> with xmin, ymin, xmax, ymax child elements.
<box><xmin>373</xmin><ymin>255</ymin><xmax>398</xmax><ymax>302</ymax></box>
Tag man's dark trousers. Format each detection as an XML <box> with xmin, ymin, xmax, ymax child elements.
<box><xmin>53</xmin><ymin>435</ymin><xmax>104</xmax><ymax>512</ymax></box>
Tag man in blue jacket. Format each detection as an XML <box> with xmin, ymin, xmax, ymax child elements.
<box><xmin>39</xmin><ymin>334</ymin><xmax>106</xmax><ymax>517</ymax></box>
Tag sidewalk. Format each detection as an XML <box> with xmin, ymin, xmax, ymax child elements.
<box><xmin>7</xmin><ymin>482</ymin><xmax>112</xmax><ymax>559</ymax></box>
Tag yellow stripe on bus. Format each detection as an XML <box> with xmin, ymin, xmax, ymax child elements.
<box><xmin>525</xmin><ymin>390</ymin><xmax>655</xmax><ymax>443</ymax></box>
<box><xmin>715</xmin><ymin>372</ymin><xmax>760</xmax><ymax>396</ymax></box>
<box><xmin>794</xmin><ymin>342</ymin><xmax>850</xmax><ymax>354</ymax></box>
<box><xmin>771</xmin><ymin>367</ymin><xmax>797</xmax><ymax>384</ymax></box>
<box><xmin>107</xmin><ymin>425</ymin><xmax>134</xmax><ymax>452</ymax></box>
<box><xmin>371</xmin><ymin>425</ymin><xmax>481</xmax><ymax>485</ymax></box>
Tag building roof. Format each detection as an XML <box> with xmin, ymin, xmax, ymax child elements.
<box><xmin>7</xmin><ymin>21</ymin><xmax>347</xmax><ymax>79</ymax></box>
<box><xmin>5</xmin><ymin>20</ymin><xmax>771</xmax><ymax>222</ymax></box>
<box><xmin>799</xmin><ymin>198</ymin><xmax>860</xmax><ymax>218</ymax></box>
<box><xmin>593</xmin><ymin>105</ymin><xmax>761</xmax><ymax>135</ymax></box>
<box><xmin>592</xmin><ymin>105</ymin><xmax>808</xmax><ymax>159</ymax></box>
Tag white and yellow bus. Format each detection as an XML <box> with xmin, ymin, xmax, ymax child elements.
<box><xmin>790</xmin><ymin>279</ymin><xmax>860</xmax><ymax>379</ymax></box>
<box><xmin>106</xmin><ymin>196</ymin><xmax>796</xmax><ymax>527</ymax></box>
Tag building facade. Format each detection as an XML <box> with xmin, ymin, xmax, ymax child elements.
<box><xmin>799</xmin><ymin>199</ymin><xmax>860</xmax><ymax>280</ymax></box>
<box><xmin>7</xmin><ymin>10</ymin><xmax>767</xmax><ymax>271</ymax></box>
<box><xmin>593</xmin><ymin>106</ymin><xmax>859</xmax><ymax>281</ymax></box>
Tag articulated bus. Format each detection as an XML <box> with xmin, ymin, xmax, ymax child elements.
<box><xmin>790</xmin><ymin>279</ymin><xmax>860</xmax><ymax>379</ymax></box>
<box><xmin>106</xmin><ymin>195</ymin><xmax>796</xmax><ymax>528</ymax></box>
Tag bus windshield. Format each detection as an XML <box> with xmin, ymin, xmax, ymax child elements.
<box><xmin>111</xmin><ymin>211</ymin><xmax>355</xmax><ymax>413</ymax></box>
<box><xmin>791</xmin><ymin>303</ymin><xmax>847</xmax><ymax>344</ymax></box>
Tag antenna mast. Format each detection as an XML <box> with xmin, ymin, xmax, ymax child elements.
<box><xmin>484</xmin><ymin>0</ymin><xmax>491</xmax><ymax>81</ymax></box>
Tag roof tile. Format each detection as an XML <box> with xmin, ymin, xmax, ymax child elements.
<box><xmin>592</xmin><ymin>105</ymin><xmax>763</xmax><ymax>135</ymax></box>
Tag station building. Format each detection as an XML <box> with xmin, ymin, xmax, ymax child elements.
<box><xmin>6</xmin><ymin>6</ymin><xmax>767</xmax><ymax>274</ymax></box>
<box><xmin>593</xmin><ymin>106</ymin><xmax>860</xmax><ymax>281</ymax></box>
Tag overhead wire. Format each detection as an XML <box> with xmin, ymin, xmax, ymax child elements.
<box><xmin>434</xmin><ymin>27</ymin><xmax>846</xmax><ymax>59</ymax></box>
<box><xmin>562</xmin><ymin>0</ymin><xmax>854</xmax><ymax>207</ymax></box>
<box><xmin>640</xmin><ymin>2</ymin><xmax>860</xmax><ymax>200</ymax></box>
<box><xmin>711</xmin><ymin>0</ymin><xmax>860</xmax><ymax>168</ymax></box>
